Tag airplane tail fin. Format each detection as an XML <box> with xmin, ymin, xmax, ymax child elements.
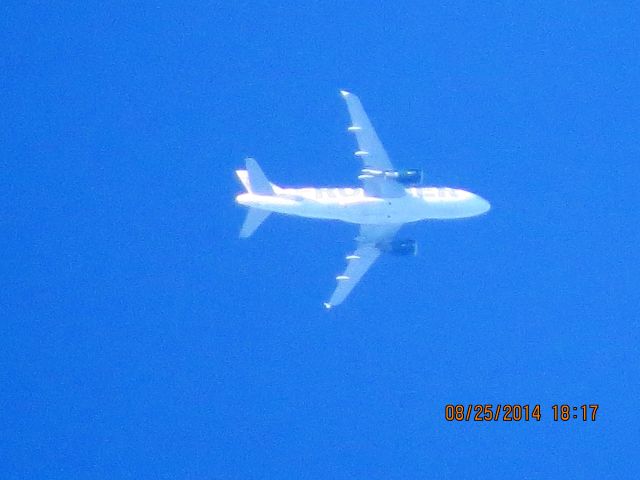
<box><xmin>239</xmin><ymin>207</ymin><xmax>271</xmax><ymax>238</ymax></box>
<box><xmin>236</xmin><ymin>157</ymin><xmax>274</xmax><ymax>195</ymax></box>
<box><xmin>236</xmin><ymin>158</ymin><xmax>274</xmax><ymax>238</ymax></box>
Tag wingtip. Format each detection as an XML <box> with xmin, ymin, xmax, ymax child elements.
<box><xmin>339</xmin><ymin>89</ymin><xmax>350</xmax><ymax>97</ymax></box>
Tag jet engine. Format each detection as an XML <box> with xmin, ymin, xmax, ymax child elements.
<box><xmin>392</xmin><ymin>169</ymin><xmax>423</xmax><ymax>186</ymax></box>
<box><xmin>360</xmin><ymin>168</ymin><xmax>423</xmax><ymax>186</ymax></box>
<box><xmin>377</xmin><ymin>239</ymin><xmax>418</xmax><ymax>256</ymax></box>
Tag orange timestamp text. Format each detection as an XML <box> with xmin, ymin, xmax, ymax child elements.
<box><xmin>444</xmin><ymin>404</ymin><xmax>599</xmax><ymax>422</ymax></box>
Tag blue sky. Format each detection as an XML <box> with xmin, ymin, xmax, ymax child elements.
<box><xmin>3</xmin><ymin>2</ymin><xmax>639</xmax><ymax>478</ymax></box>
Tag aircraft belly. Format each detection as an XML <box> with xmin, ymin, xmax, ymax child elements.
<box><xmin>248</xmin><ymin>196</ymin><xmax>484</xmax><ymax>223</ymax></box>
<box><xmin>337</xmin><ymin>197</ymin><xmax>427</xmax><ymax>224</ymax></box>
<box><xmin>422</xmin><ymin>199</ymin><xmax>483</xmax><ymax>219</ymax></box>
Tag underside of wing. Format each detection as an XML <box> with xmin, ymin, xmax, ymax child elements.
<box><xmin>340</xmin><ymin>90</ymin><xmax>406</xmax><ymax>198</ymax></box>
<box><xmin>324</xmin><ymin>223</ymin><xmax>403</xmax><ymax>309</ymax></box>
<box><xmin>357</xmin><ymin>224</ymin><xmax>403</xmax><ymax>245</ymax></box>
<box><xmin>324</xmin><ymin>245</ymin><xmax>380</xmax><ymax>309</ymax></box>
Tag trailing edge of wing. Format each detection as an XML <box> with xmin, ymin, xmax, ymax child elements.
<box><xmin>340</xmin><ymin>91</ymin><xmax>405</xmax><ymax>198</ymax></box>
<box><xmin>340</xmin><ymin>91</ymin><xmax>392</xmax><ymax>171</ymax></box>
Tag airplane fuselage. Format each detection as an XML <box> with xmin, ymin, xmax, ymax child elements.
<box><xmin>236</xmin><ymin>185</ymin><xmax>490</xmax><ymax>225</ymax></box>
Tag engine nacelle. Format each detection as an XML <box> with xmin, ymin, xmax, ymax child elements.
<box><xmin>392</xmin><ymin>169</ymin><xmax>423</xmax><ymax>186</ymax></box>
<box><xmin>378</xmin><ymin>239</ymin><xmax>418</xmax><ymax>256</ymax></box>
<box><xmin>360</xmin><ymin>168</ymin><xmax>423</xmax><ymax>186</ymax></box>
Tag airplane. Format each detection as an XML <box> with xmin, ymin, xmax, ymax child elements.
<box><xmin>235</xmin><ymin>90</ymin><xmax>490</xmax><ymax>309</ymax></box>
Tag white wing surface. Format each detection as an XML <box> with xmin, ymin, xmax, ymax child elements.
<box><xmin>324</xmin><ymin>223</ymin><xmax>403</xmax><ymax>309</ymax></box>
<box><xmin>340</xmin><ymin>90</ymin><xmax>406</xmax><ymax>198</ymax></box>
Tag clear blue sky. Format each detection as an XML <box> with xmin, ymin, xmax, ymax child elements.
<box><xmin>3</xmin><ymin>2</ymin><xmax>639</xmax><ymax>478</ymax></box>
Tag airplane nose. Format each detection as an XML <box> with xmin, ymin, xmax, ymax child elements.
<box><xmin>474</xmin><ymin>195</ymin><xmax>491</xmax><ymax>214</ymax></box>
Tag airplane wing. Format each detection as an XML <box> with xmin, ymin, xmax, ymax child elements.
<box><xmin>340</xmin><ymin>90</ymin><xmax>406</xmax><ymax>198</ymax></box>
<box><xmin>324</xmin><ymin>223</ymin><xmax>403</xmax><ymax>309</ymax></box>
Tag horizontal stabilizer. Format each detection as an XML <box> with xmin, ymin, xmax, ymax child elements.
<box><xmin>239</xmin><ymin>207</ymin><xmax>271</xmax><ymax>238</ymax></box>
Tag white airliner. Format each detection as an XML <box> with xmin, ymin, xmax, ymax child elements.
<box><xmin>235</xmin><ymin>90</ymin><xmax>490</xmax><ymax>308</ymax></box>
